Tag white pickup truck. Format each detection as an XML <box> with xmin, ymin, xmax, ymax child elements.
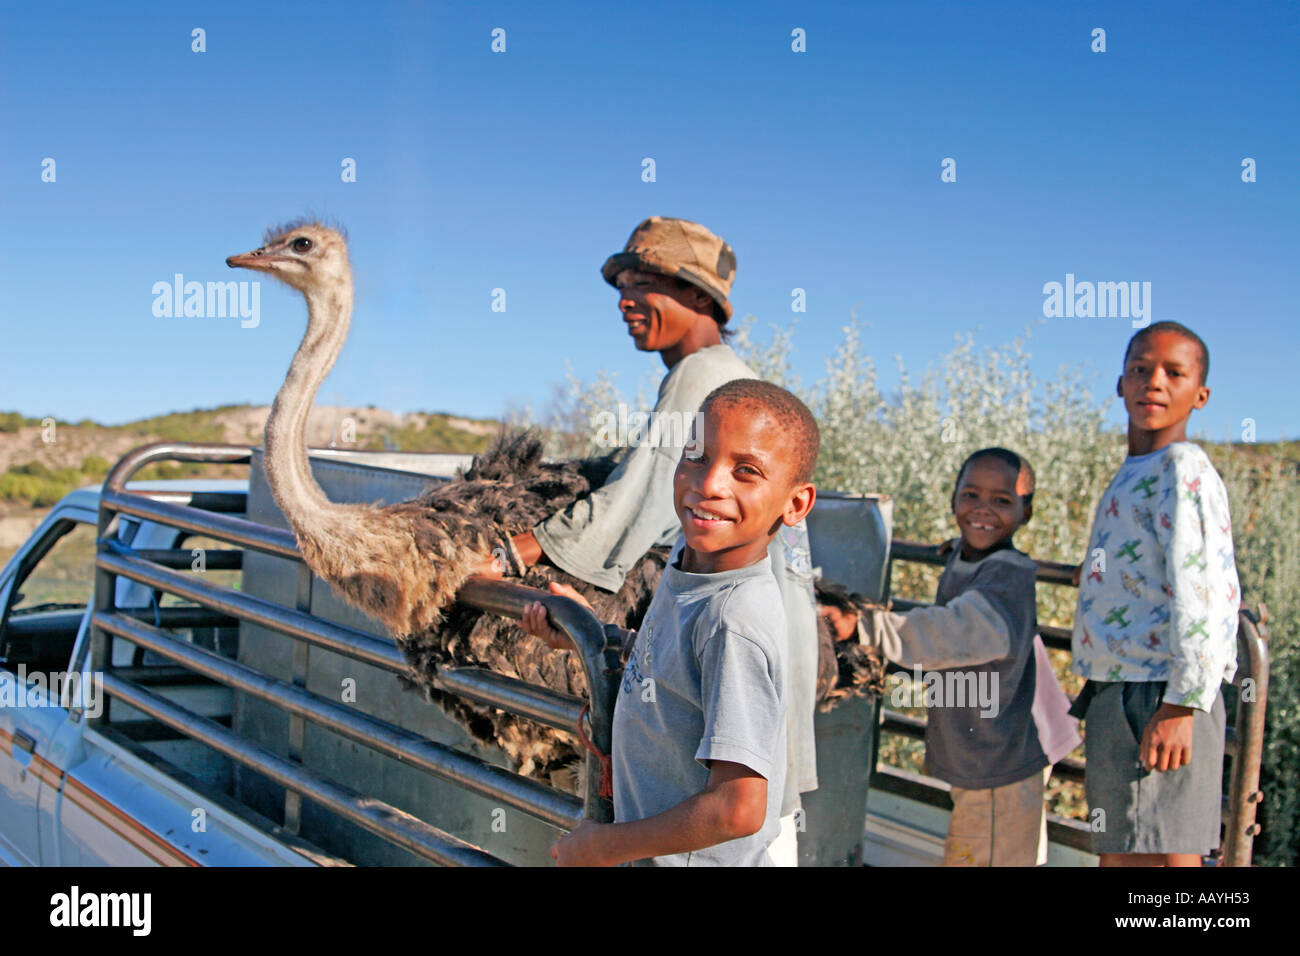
<box><xmin>0</xmin><ymin>478</ymin><xmax>317</xmax><ymax>865</ymax></box>
<box><xmin>0</xmin><ymin>442</ymin><xmax>1269</xmax><ymax>866</ymax></box>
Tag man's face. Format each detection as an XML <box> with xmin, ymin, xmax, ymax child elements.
<box><xmin>1117</xmin><ymin>331</ymin><xmax>1210</xmax><ymax>433</ymax></box>
<box><xmin>614</xmin><ymin>269</ymin><xmax>707</xmax><ymax>354</ymax></box>
<box><xmin>673</xmin><ymin>399</ymin><xmax>812</xmax><ymax>573</ymax></box>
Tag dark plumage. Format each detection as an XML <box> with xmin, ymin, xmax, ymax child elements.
<box><xmin>392</xmin><ymin>429</ymin><xmax>884</xmax><ymax>785</ymax></box>
<box><xmin>387</xmin><ymin>430</ymin><xmax>666</xmax><ymax>779</ymax></box>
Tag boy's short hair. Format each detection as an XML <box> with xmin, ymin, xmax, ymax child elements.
<box><xmin>953</xmin><ymin>447</ymin><xmax>1035</xmax><ymax>509</ymax></box>
<box><xmin>701</xmin><ymin>380</ymin><xmax>820</xmax><ymax>484</ymax></box>
<box><xmin>1124</xmin><ymin>321</ymin><xmax>1210</xmax><ymax>385</ymax></box>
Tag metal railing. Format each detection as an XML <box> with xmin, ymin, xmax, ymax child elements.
<box><xmin>90</xmin><ymin>442</ymin><xmax>621</xmax><ymax>867</ymax></box>
<box><xmin>876</xmin><ymin>539</ymin><xmax>1270</xmax><ymax>865</ymax></box>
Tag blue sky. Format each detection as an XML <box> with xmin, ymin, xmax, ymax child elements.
<box><xmin>2</xmin><ymin>1</ymin><xmax>1297</xmax><ymax>441</ymax></box>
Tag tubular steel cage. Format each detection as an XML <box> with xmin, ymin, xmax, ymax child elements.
<box><xmin>88</xmin><ymin>443</ymin><xmax>622</xmax><ymax>867</ymax></box>
<box><xmin>879</xmin><ymin>540</ymin><xmax>1269</xmax><ymax>866</ymax></box>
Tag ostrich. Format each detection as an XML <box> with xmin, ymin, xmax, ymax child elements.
<box><xmin>226</xmin><ymin>221</ymin><xmax>665</xmax><ymax>782</ymax></box>
<box><xmin>226</xmin><ymin>220</ymin><xmax>883</xmax><ymax>786</ymax></box>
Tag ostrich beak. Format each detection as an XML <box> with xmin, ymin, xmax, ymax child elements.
<box><xmin>226</xmin><ymin>248</ymin><xmax>287</xmax><ymax>271</ymax></box>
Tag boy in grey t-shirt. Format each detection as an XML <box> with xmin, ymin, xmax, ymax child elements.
<box><xmin>522</xmin><ymin>379</ymin><xmax>820</xmax><ymax>865</ymax></box>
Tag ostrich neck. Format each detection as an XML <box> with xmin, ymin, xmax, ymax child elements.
<box><xmin>264</xmin><ymin>276</ymin><xmax>354</xmax><ymax>532</ymax></box>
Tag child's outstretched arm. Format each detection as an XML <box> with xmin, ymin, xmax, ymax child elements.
<box><xmin>550</xmin><ymin>761</ymin><xmax>767</xmax><ymax>867</ymax></box>
<box><xmin>862</xmin><ymin>591</ymin><xmax>1012</xmax><ymax>670</ymax></box>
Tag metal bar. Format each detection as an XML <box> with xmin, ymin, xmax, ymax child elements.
<box><xmin>101</xmin><ymin>489</ymin><xmax>300</xmax><ymax>560</ymax></box>
<box><xmin>94</xmin><ymin>611</ymin><xmax>582</xmax><ymax>830</ymax></box>
<box><xmin>126</xmin><ymin>491</ymin><xmax>248</xmax><ymax>513</ymax></box>
<box><xmin>98</xmin><ymin>671</ymin><xmax>507</xmax><ymax>866</ymax></box>
<box><xmin>133</xmin><ymin>548</ymin><xmax>243</xmax><ymax>571</ymax></box>
<box><xmin>121</xmin><ymin>607</ymin><xmax>238</xmax><ymax>629</ymax></box>
<box><xmin>97</xmin><ymin>547</ymin><xmax>408</xmax><ymax>672</ymax></box>
<box><xmin>97</xmin><ymin>547</ymin><xmax>587</xmax><ymax>731</ymax></box>
<box><xmin>1223</xmin><ymin>609</ymin><xmax>1269</xmax><ymax>867</ymax></box>
<box><xmin>432</xmin><ymin>667</ymin><xmax>584</xmax><ymax>731</ymax></box>
<box><xmin>101</xmin><ymin>443</ymin><xmax>253</xmax><ymax>495</ymax></box>
<box><xmin>456</xmin><ymin>577</ymin><xmax>617</xmax><ymax>822</ymax></box>
<box><xmin>890</xmin><ymin>538</ymin><xmax>1078</xmax><ymax>585</ymax></box>
<box><xmin>284</xmin><ymin>563</ymin><xmax>314</xmax><ymax>835</ymax></box>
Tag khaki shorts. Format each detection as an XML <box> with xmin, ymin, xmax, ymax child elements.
<box><xmin>1077</xmin><ymin>680</ymin><xmax>1225</xmax><ymax>855</ymax></box>
<box><xmin>943</xmin><ymin>768</ymin><xmax>1048</xmax><ymax>867</ymax></box>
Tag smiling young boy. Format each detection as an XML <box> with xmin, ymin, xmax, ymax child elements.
<box><xmin>520</xmin><ymin>379</ymin><xmax>819</xmax><ymax>866</ymax></box>
<box><xmin>481</xmin><ymin>217</ymin><xmax>823</xmax><ymax>861</ymax></box>
<box><xmin>842</xmin><ymin>447</ymin><xmax>1051</xmax><ymax>865</ymax></box>
<box><xmin>1070</xmin><ymin>321</ymin><xmax>1239</xmax><ymax>867</ymax></box>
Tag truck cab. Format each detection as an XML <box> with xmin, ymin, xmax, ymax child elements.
<box><xmin>0</xmin><ymin>480</ymin><xmax>324</xmax><ymax>865</ymax></box>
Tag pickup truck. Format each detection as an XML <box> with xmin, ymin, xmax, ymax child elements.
<box><xmin>0</xmin><ymin>442</ymin><xmax>1270</xmax><ymax>866</ymax></box>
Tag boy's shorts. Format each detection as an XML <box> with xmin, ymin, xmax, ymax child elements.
<box><xmin>1073</xmin><ymin>680</ymin><xmax>1225</xmax><ymax>856</ymax></box>
<box><xmin>943</xmin><ymin>768</ymin><xmax>1047</xmax><ymax>867</ymax></box>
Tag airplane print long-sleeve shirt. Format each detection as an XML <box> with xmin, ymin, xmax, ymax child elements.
<box><xmin>1071</xmin><ymin>442</ymin><xmax>1239</xmax><ymax>711</ymax></box>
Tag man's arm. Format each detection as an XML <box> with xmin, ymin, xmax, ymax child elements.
<box><xmin>551</xmin><ymin>761</ymin><xmax>766</xmax><ymax>866</ymax></box>
<box><xmin>531</xmin><ymin>441</ymin><xmax>682</xmax><ymax>590</ymax></box>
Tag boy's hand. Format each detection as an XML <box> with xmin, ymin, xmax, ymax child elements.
<box><xmin>550</xmin><ymin>820</ymin><xmax>610</xmax><ymax>867</ymax></box>
<box><xmin>519</xmin><ymin>582</ymin><xmax>595</xmax><ymax>652</ymax></box>
<box><xmin>545</xmin><ymin>581</ymin><xmax>594</xmax><ymax>612</ymax></box>
<box><xmin>1071</xmin><ymin>562</ymin><xmax>1083</xmax><ymax>587</ymax></box>
<box><xmin>1140</xmin><ymin>703</ymin><xmax>1195</xmax><ymax>771</ymax></box>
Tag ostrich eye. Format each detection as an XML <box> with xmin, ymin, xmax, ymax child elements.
<box><xmin>291</xmin><ymin>237</ymin><xmax>313</xmax><ymax>253</ymax></box>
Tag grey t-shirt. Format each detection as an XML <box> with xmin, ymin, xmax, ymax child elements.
<box><xmin>533</xmin><ymin>344</ymin><xmax>757</xmax><ymax>593</ymax></box>
<box><xmin>612</xmin><ymin>551</ymin><xmax>788</xmax><ymax>866</ymax></box>
<box><xmin>533</xmin><ymin>343</ymin><xmax>819</xmax><ymax>811</ymax></box>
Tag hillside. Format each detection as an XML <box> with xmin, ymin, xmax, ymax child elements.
<box><xmin>0</xmin><ymin>404</ymin><xmax>502</xmax><ymax>558</ymax></box>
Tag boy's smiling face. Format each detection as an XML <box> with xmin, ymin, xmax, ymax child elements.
<box><xmin>673</xmin><ymin>399</ymin><xmax>815</xmax><ymax>574</ymax></box>
<box><xmin>952</xmin><ymin>457</ymin><xmax>1030</xmax><ymax>558</ymax></box>
<box><xmin>1117</xmin><ymin>330</ymin><xmax>1210</xmax><ymax>445</ymax></box>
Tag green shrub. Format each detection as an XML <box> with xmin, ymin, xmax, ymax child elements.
<box><xmin>0</xmin><ymin>412</ymin><xmax>34</xmax><ymax>433</ymax></box>
<box><xmin>0</xmin><ymin>473</ymin><xmax>41</xmax><ymax>502</ymax></box>
<box><xmin>80</xmin><ymin>455</ymin><xmax>110</xmax><ymax>478</ymax></box>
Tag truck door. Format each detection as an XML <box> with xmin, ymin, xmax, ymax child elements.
<box><xmin>0</xmin><ymin>514</ymin><xmax>97</xmax><ymax>865</ymax></box>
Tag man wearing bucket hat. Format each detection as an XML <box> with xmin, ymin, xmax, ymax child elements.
<box><xmin>480</xmin><ymin>217</ymin><xmax>821</xmax><ymax>864</ymax></box>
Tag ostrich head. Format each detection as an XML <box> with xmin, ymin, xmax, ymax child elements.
<box><xmin>226</xmin><ymin>220</ymin><xmax>350</xmax><ymax>294</ymax></box>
